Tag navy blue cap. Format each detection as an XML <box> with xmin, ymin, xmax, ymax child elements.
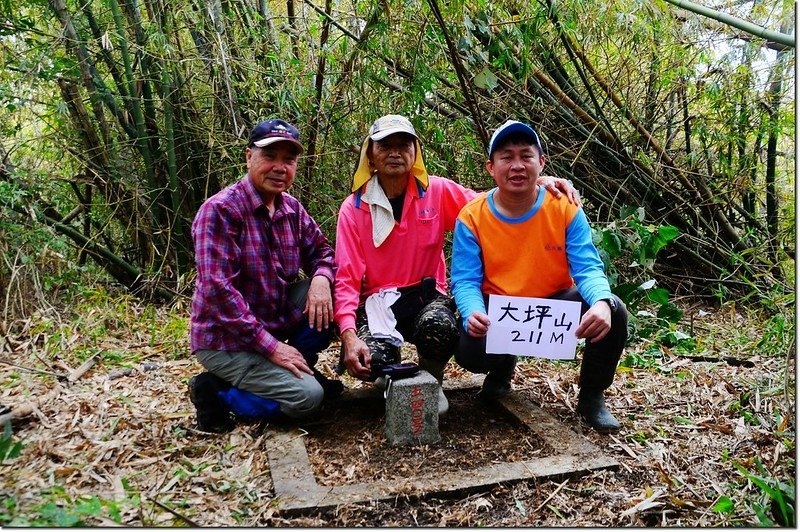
<box><xmin>488</xmin><ymin>120</ymin><xmax>543</xmax><ymax>157</ymax></box>
<box><xmin>248</xmin><ymin>119</ymin><xmax>303</xmax><ymax>152</ymax></box>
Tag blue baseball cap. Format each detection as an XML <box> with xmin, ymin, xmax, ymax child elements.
<box><xmin>488</xmin><ymin>120</ymin><xmax>543</xmax><ymax>157</ymax></box>
<box><xmin>248</xmin><ymin>119</ymin><xmax>303</xmax><ymax>152</ymax></box>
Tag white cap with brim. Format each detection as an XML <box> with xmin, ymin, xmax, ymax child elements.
<box><xmin>488</xmin><ymin>120</ymin><xmax>543</xmax><ymax>157</ymax></box>
<box><xmin>351</xmin><ymin>114</ymin><xmax>429</xmax><ymax>193</ymax></box>
<box><xmin>368</xmin><ymin>114</ymin><xmax>419</xmax><ymax>141</ymax></box>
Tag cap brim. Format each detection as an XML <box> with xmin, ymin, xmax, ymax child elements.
<box><xmin>369</xmin><ymin>127</ymin><xmax>418</xmax><ymax>142</ymax></box>
<box><xmin>490</xmin><ymin>123</ymin><xmax>540</xmax><ymax>155</ymax></box>
<box><xmin>252</xmin><ymin>137</ymin><xmax>304</xmax><ymax>153</ymax></box>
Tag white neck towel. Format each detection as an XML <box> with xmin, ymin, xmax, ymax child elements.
<box><xmin>361</xmin><ymin>175</ymin><xmax>396</xmax><ymax>248</ymax></box>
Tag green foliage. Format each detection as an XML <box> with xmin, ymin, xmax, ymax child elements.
<box><xmin>0</xmin><ymin>422</ymin><xmax>23</xmax><ymax>463</ymax></box>
<box><xmin>619</xmin><ymin>345</ymin><xmax>663</xmax><ymax>370</ymax></box>
<box><xmin>0</xmin><ymin>486</ymin><xmax>127</xmax><ymax>527</ymax></box>
<box><xmin>593</xmin><ymin>206</ymin><xmax>685</xmax><ymax>346</ymax></box>
<box><xmin>756</xmin><ymin>311</ymin><xmax>794</xmax><ymax>358</ymax></box>
<box><xmin>731</xmin><ymin>458</ymin><xmax>795</xmax><ymax>527</ymax></box>
<box><xmin>0</xmin><ymin>0</ymin><xmax>794</xmax><ymax>306</ymax></box>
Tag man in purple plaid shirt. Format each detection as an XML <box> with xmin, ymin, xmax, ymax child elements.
<box><xmin>188</xmin><ymin>119</ymin><xmax>342</xmax><ymax>433</ymax></box>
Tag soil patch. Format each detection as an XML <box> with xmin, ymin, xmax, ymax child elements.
<box><xmin>304</xmin><ymin>388</ymin><xmax>555</xmax><ymax>486</ymax></box>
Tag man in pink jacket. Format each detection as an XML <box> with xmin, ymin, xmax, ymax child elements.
<box><xmin>334</xmin><ymin>115</ymin><xmax>577</xmax><ymax>414</ymax></box>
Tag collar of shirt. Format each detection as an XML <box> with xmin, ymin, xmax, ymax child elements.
<box><xmin>241</xmin><ymin>175</ymin><xmax>298</xmax><ymax>221</ymax></box>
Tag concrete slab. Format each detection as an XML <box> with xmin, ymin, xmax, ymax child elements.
<box><xmin>266</xmin><ymin>385</ymin><xmax>618</xmax><ymax>513</ymax></box>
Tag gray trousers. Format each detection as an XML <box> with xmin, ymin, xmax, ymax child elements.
<box><xmin>195</xmin><ymin>350</ymin><xmax>323</xmax><ymax>419</ymax></box>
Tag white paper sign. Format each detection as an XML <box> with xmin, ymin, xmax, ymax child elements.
<box><xmin>486</xmin><ymin>295</ymin><xmax>582</xmax><ymax>359</ymax></box>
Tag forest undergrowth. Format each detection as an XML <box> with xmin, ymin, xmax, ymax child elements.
<box><xmin>0</xmin><ymin>282</ymin><xmax>794</xmax><ymax>527</ymax></box>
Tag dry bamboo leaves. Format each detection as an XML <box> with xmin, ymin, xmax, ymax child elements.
<box><xmin>0</xmin><ymin>304</ymin><xmax>794</xmax><ymax>526</ymax></box>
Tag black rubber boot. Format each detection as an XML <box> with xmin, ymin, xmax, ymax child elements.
<box><xmin>312</xmin><ymin>369</ymin><xmax>344</xmax><ymax>401</ymax></box>
<box><xmin>189</xmin><ymin>372</ymin><xmax>235</xmax><ymax>433</ymax></box>
<box><xmin>478</xmin><ymin>366</ymin><xmax>515</xmax><ymax>401</ymax></box>
<box><xmin>577</xmin><ymin>388</ymin><xmax>620</xmax><ymax>433</ymax></box>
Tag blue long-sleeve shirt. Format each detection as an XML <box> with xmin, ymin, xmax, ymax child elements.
<box><xmin>451</xmin><ymin>188</ymin><xmax>612</xmax><ymax>328</ymax></box>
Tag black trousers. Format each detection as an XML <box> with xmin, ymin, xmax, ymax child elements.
<box><xmin>455</xmin><ymin>286</ymin><xmax>628</xmax><ymax>391</ymax></box>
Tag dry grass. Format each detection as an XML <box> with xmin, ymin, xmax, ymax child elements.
<box><xmin>0</xmin><ymin>289</ymin><xmax>795</xmax><ymax>526</ymax></box>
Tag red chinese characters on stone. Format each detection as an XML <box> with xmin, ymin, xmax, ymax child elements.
<box><xmin>410</xmin><ymin>386</ymin><xmax>425</xmax><ymax>435</ymax></box>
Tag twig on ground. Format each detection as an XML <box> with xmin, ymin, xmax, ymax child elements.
<box><xmin>693</xmin><ymin>494</ymin><xmax>721</xmax><ymax>526</ymax></box>
<box><xmin>532</xmin><ymin>478</ymin><xmax>569</xmax><ymax>514</ymax></box>
<box><xmin>146</xmin><ymin>496</ymin><xmax>202</xmax><ymax>527</ymax></box>
<box><xmin>0</xmin><ymin>358</ymin><xmax>67</xmax><ymax>379</ymax></box>
<box><xmin>68</xmin><ymin>353</ymin><xmax>100</xmax><ymax>382</ymax></box>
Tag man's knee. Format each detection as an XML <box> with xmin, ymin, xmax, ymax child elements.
<box><xmin>413</xmin><ymin>302</ymin><xmax>459</xmax><ymax>357</ymax></box>
<box><xmin>280</xmin><ymin>377</ymin><xmax>324</xmax><ymax>418</ymax></box>
<box><xmin>454</xmin><ymin>329</ymin><xmax>488</xmax><ymax>373</ymax></box>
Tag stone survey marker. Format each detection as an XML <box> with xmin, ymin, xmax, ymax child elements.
<box><xmin>266</xmin><ymin>378</ymin><xmax>619</xmax><ymax>513</ymax></box>
<box><xmin>384</xmin><ymin>370</ymin><xmax>440</xmax><ymax>445</ymax></box>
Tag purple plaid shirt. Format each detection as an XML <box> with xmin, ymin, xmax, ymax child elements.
<box><xmin>190</xmin><ymin>176</ymin><xmax>335</xmax><ymax>356</ymax></box>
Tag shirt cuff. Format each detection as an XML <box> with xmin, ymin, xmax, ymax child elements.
<box><xmin>336</xmin><ymin>316</ymin><xmax>356</xmax><ymax>334</ymax></box>
<box><xmin>313</xmin><ymin>266</ymin><xmax>335</xmax><ymax>285</ymax></box>
<box><xmin>254</xmin><ymin>327</ymin><xmax>279</xmax><ymax>356</ymax></box>
<box><xmin>588</xmin><ymin>292</ymin><xmax>614</xmax><ymax>307</ymax></box>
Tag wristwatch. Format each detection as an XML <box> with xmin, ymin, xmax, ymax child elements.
<box><xmin>602</xmin><ymin>297</ymin><xmax>617</xmax><ymax>312</ymax></box>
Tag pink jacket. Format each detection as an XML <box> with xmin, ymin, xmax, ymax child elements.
<box><xmin>334</xmin><ymin>175</ymin><xmax>476</xmax><ymax>332</ymax></box>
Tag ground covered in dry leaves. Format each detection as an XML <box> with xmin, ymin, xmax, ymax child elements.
<box><xmin>0</xmin><ymin>292</ymin><xmax>795</xmax><ymax>527</ymax></box>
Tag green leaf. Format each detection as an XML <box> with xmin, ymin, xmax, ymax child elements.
<box><xmin>656</xmin><ymin>303</ymin><xmax>683</xmax><ymax>323</ymax></box>
<box><xmin>601</xmin><ymin>231</ymin><xmax>622</xmax><ymax>257</ymax></box>
<box><xmin>474</xmin><ymin>67</ymin><xmax>499</xmax><ymax>90</ymax></box>
<box><xmin>646</xmin><ymin>287</ymin><xmax>670</xmax><ymax>305</ymax></box>
<box><xmin>658</xmin><ymin>225</ymin><xmax>680</xmax><ymax>242</ymax></box>
<box><xmin>712</xmin><ymin>496</ymin><xmax>735</xmax><ymax>513</ymax></box>
<box><xmin>620</xmin><ymin>205</ymin><xmax>644</xmax><ymax>221</ymax></box>
<box><xmin>514</xmin><ymin>498</ymin><xmax>527</xmax><ymax>516</ymax></box>
<box><xmin>0</xmin><ymin>421</ymin><xmax>23</xmax><ymax>462</ymax></box>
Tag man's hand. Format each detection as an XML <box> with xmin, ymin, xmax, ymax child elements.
<box><xmin>575</xmin><ymin>301</ymin><xmax>611</xmax><ymax>343</ymax></box>
<box><xmin>341</xmin><ymin>329</ymin><xmax>372</xmax><ymax>380</ymax></box>
<box><xmin>466</xmin><ymin>311</ymin><xmax>491</xmax><ymax>338</ymax></box>
<box><xmin>305</xmin><ymin>275</ymin><xmax>333</xmax><ymax>331</ymax></box>
<box><xmin>268</xmin><ymin>342</ymin><xmax>314</xmax><ymax>378</ymax></box>
<box><xmin>537</xmin><ymin>176</ymin><xmax>582</xmax><ymax>206</ymax></box>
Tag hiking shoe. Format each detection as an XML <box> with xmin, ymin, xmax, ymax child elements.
<box><xmin>189</xmin><ymin>372</ymin><xmax>235</xmax><ymax>433</ymax></box>
<box><xmin>577</xmin><ymin>389</ymin><xmax>621</xmax><ymax>433</ymax></box>
<box><xmin>313</xmin><ymin>369</ymin><xmax>344</xmax><ymax>400</ymax></box>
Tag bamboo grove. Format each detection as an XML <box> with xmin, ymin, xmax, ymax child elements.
<box><xmin>0</xmin><ymin>0</ymin><xmax>794</xmax><ymax>302</ymax></box>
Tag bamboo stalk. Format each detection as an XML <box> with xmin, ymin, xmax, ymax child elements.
<box><xmin>425</xmin><ymin>0</ymin><xmax>489</xmax><ymax>147</ymax></box>
<box><xmin>108</xmin><ymin>0</ymin><xmax>161</xmax><ymax>238</ymax></box>
<box><xmin>663</xmin><ymin>0</ymin><xmax>795</xmax><ymax>49</ymax></box>
<box><xmin>68</xmin><ymin>353</ymin><xmax>101</xmax><ymax>382</ymax></box>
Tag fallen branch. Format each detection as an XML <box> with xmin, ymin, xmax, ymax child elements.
<box><xmin>677</xmin><ymin>354</ymin><xmax>755</xmax><ymax>368</ymax></box>
<box><xmin>68</xmin><ymin>353</ymin><xmax>101</xmax><ymax>382</ymax></box>
<box><xmin>532</xmin><ymin>478</ymin><xmax>569</xmax><ymax>514</ymax></box>
<box><xmin>146</xmin><ymin>496</ymin><xmax>202</xmax><ymax>527</ymax></box>
<box><xmin>0</xmin><ymin>358</ymin><xmax>67</xmax><ymax>379</ymax></box>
